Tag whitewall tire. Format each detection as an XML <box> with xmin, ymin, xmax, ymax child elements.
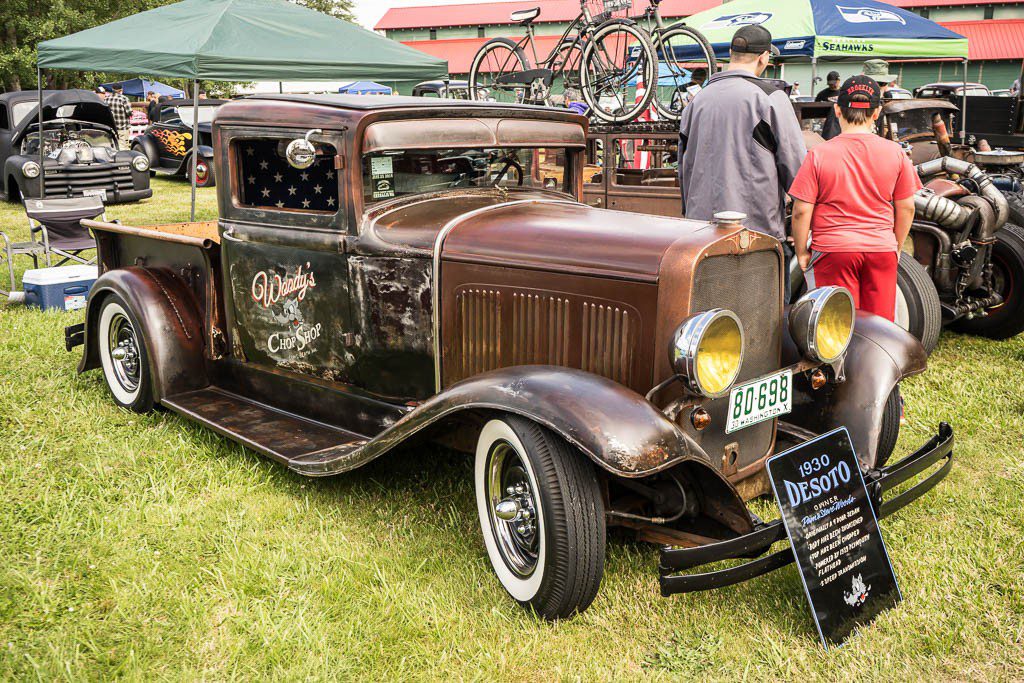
<box><xmin>97</xmin><ymin>295</ymin><xmax>154</xmax><ymax>412</ymax></box>
<box><xmin>474</xmin><ymin>415</ymin><xmax>605</xmax><ymax>619</ymax></box>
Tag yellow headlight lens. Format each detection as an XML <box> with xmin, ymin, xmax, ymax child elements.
<box><xmin>814</xmin><ymin>291</ymin><xmax>854</xmax><ymax>361</ymax></box>
<box><xmin>695</xmin><ymin>314</ymin><xmax>743</xmax><ymax>396</ymax></box>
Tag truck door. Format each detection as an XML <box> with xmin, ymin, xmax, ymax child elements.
<box><xmin>217</xmin><ymin>128</ymin><xmax>356</xmax><ymax>384</ymax></box>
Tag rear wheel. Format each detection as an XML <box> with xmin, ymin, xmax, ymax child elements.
<box><xmin>950</xmin><ymin>223</ymin><xmax>1024</xmax><ymax>339</ymax></box>
<box><xmin>895</xmin><ymin>252</ymin><xmax>942</xmax><ymax>354</ymax></box>
<box><xmin>469</xmin><ymin>38</ymin><xmax>532</xmax><ymax>104</ymax></box>
<box><xmin>475</xmin><ymin>415</ymin><xmax>605</xmax><ymax>619</ymax></box>
<box><xmin>581</xmin><ymin>20</ymin><xmax>657</xmax><ymax>123</ymax></box>
<box><xmin>97</xmin><ymin>294</ymin><xmax>154</xmax><ymax>413</ymax></box>
<box><xmin>189</xmin><ymin>157</ymin><xmax>216</xmax><ymax>188</ymax></box>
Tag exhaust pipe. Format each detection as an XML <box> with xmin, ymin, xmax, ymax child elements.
<box><xmin>913</xmin><ymin>189</ymin><xmax>971</xmax><ymax>230</ymax></box>
<box><xmin>916</xmin><ymin>157</ymin><xmax>1009</xmax><ymax>230</ymax></box>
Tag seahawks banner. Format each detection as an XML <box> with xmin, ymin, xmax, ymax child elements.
<box><xmin>678</xmin><ymin>0</ymin><xmax>967</xmax><ymax>61</ymax></box>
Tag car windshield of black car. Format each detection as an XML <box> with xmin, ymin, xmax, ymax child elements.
<box><xmin>360</xmin><ymin>147</ymin><xmax>570</xmax><ymax>204</ymax></box>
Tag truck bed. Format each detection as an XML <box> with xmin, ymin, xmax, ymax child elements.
<box><xmin>82</xmin><ymin>219</ymin><xmax>220</xmax><ymax>245</ymax></box>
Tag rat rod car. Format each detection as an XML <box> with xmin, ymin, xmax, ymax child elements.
<box><xmin>132</xmin><ymin>98</ymin><xmax>226</xmax><ymax>188</ymax></box>
<box><xmin>0</xmin><ymin>90</ymin><xmax>152</xmax><ymax>203</ymax></box>
<box><xmin>66</xmin><ymin>96</ymin><xmax>953</xmax><ymax>619</ymax></box>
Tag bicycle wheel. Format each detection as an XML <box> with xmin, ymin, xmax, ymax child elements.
<box><xmin>547</xmin><ymin>41</ymin><xmax>585</xmax><ymax>107</ymax></box>
<box><xmin>470</xmin><ymin>37</ymin><xmax>532</xmax><ymax>104</ymax></box>
<box><xmin>651</xmin><ymin>24</ymin><xmax>717</xmax><ymax>121</ymax></box>
<box><xmin>580</xmin><ymin>20</ymin><xmax>657</xmax><ymax>124</ymax></box>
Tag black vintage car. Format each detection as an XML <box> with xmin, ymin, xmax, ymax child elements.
<box><xmin>0</xmin><ymin>90</ymin><xmax>152</xmax><ymax>203</ymax></box>
<box><xmin>132</xmin><ymin>98</ymin><xmax>225</xmax><ymax>188</ymax></box>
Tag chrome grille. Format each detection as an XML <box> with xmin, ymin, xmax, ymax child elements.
<box><xmin>43</xmin><ymin>164</ymin><xmax>134</xmax><ymax>198</ymax></box>
<box><xmin>689</xmin><ymin>250</ymin><xmax>782</xmax><ymax>470</ymax></box>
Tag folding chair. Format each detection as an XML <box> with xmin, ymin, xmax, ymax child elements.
<box><xmin>1</xmin><ymin>197</ymin><xmax>105</xmax><ymax>296</ymax></box>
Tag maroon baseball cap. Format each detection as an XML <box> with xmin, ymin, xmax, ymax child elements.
<box><xmin>838</xmin><ymin>75</ymin><xmax>881</xmax><ymax>109</ymax></box>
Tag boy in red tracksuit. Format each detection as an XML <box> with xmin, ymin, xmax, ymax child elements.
<box><xmin>789</xmin><ymin>75</ymin><xmax>920</xmax><ymax>321</ymax></box>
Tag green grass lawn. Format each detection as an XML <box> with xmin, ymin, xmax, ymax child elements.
<box><xmin>1</xmin><ymin>180</ymin><xmax>1022</xmax><ymax>680</ymax></box>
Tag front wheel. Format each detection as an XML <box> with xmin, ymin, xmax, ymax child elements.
<box><xmin>875</xmin><ymin>386</ymin><xmax>901</xmax><ymax>468</ymax></box>
<box><xmin>475</xmin><ymin>415</ymin><xmax>605</xmax><ymax>619</ymax></box>
<box><xmin>950</xmin><ymin>223</ymin><xmax>1024</xmax><ymax>339</ymax></box>
<box><xmin>580</xmin><ymin>20</ymin><xmax>657</xmax><ymax>123</ymax></box>
<box><xmin>97</xmin><ymin>294</ymin><xmax>154</xmax><ymax>412</ymax></box>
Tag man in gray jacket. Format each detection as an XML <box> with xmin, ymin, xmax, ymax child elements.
<box><xmin>678</xmin><ymin>25</ymin><xmax>806</xmax><ymax>244</ymax></box>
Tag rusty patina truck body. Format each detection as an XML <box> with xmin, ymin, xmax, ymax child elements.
<box><xmin>67</xmin><ymin>96</ymin><xmax>952</xmax><ymax>618</ymax></box>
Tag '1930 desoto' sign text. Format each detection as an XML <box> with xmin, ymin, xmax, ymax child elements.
<box><xmin>766</xmin><ymin>428</ymin><xmax>901</xmax><ymax>648</ymax></box>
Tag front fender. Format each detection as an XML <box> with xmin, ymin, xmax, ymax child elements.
<box><xmin>788</xmin><ymin>311</ymin><xmax>927</xmax><ymax>467</ymax></box>
<box><xmin>80</xmin><ymin>267</ymin><xmax>207</xmax><ymax>401</ymax></box>
<box><xmin>293</xmin><ymin>366</ymin><xmax>753</xmax><ymax>530</ymax></box>
<box><xmin>132</xmin><ymin>134</ymin><xmax>159</xmax><ymax>163</ymax></box>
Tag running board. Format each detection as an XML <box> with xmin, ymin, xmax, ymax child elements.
<box><xmin>161</xmin><ymin>387</ymin><xmax>367</xmax><ymax>475</ymax></box>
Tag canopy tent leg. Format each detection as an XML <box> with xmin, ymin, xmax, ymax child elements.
<box><xmin>811</xmin><ymin>57</ymin><xmax>817</xmax><ymax>91</ymax></box>
<box><xmin>37</xmin><ymin>66</ymin><xmax>45</xmax><ymax>199</ymax></box>
<box><xmin>961</xmin><ymin>59</ymin><xmax>968</xmax><ymax>144</ymax></box>
<box><xmin>191</xmin><ymin>79</ymin><xmax>199</xmax><ymax>221</ymax></box>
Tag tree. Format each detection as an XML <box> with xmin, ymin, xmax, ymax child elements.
<box><xmin>0</xmin><ymin>0</ymin><xmax>355</xmax><ymax>92</ymax></box>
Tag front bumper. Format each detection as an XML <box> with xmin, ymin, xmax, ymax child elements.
<box><xmin>659</xmin><ymin>421</ymin><xmax>953</xmax><ymax>595</ymax></box>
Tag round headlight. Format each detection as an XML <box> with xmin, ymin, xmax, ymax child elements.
<box><xmin>670</xmin><ymin>309</ymin><xmax>744</xmax><ymax>398</ymax></box>
<box><xmin>789</xmin><ymin>286</ymin><xmax>855</xmax><ymax>363</ymax></box>
<box><xmin>21</xmin><ymin>161</ymin><xmax>40</xmax><ymax>178</ymax></box>
<box><xmin>132</xmin><ymin>154</ymin><xmax>150</xmax><ymax>172</ymax></box>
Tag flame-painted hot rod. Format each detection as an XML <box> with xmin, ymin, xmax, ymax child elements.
<box><xmin>66</xmin><ymin>96</ymin><xmax>952</xmax><ymax>619</ymax></box>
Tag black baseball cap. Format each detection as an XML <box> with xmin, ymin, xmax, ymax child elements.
<box><xmin>827</xmin><ymin>70</ymin><xmax>840</xmax><ymax>83</ymax></box>
<box><xmin>838</xmin><ymin>75</ymin><xmax>881</xmax><ymax>109</ymax></box>
<box><xmin>730</xmin><ymin>25</ymin><xmax>780</xmax><ymax>56</ymax></box>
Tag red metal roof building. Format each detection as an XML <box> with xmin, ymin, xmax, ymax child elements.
<box><xmin>379</xmin><ymin>1</ymin><xmax>1024</xmax><ymax>90</ymax></box>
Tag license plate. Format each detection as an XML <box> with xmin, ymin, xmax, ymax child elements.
<box><xmin>725</xmin><ymin>369</ymin><xmax>792</xmax><ymax>434</ymax></box>
<box><xmin>82</xmin><ymin>189</ymin><xmax>107</xmax><ymax>201</ymax></box>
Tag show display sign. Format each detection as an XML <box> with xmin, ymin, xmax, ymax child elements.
<box><xmin>766</xmin><ymin>428</ymin><xmax>901</xmax><ymax>648</ymax></box>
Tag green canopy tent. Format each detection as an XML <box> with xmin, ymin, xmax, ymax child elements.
<box><xmin>36</xmin><ymin>0</ymin><xmax>449</xmax><ymax>218</ymax></box>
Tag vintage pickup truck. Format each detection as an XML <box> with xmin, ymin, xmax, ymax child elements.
<box><xmin>67</xmin><ymin>95</ymin><xmax>952</xmax><ymax>619</ymax></box>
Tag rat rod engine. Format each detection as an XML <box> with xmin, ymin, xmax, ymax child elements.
<box><xmin>909</xmin><ymin>156</ymin><xmax>1024</xmax><ymax>339</ymax></box>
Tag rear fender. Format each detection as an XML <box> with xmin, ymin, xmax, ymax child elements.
<box><xmin>80</xmin><ymin>267</ymin><xmax>207</xmax><ymax>401</ymax></box>
<box><xmin>303</xmin><ymin>365</ymin><xmax>754</xmax><ymax>532</ymax></box>
<box><xmin>787</xmin><ymin>311</ymin><xmax>927</xmax><ymax>468</ymax></box>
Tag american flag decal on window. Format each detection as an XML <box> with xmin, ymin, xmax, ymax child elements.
<box><xmin>237</xmin><ymin>139</ymin><xmax>339</xmax><ymax>212</ymax></box>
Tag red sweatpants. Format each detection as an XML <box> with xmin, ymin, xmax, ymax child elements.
<box><xmin>811</xmin><ymin>251</ymin><xmax>899</xmax><ymax>321</ymax></box>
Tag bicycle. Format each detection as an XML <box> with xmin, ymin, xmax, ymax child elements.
<box><xmin>637</xmin><ymin>0</ymin><xmax>718</xmax><ymax>121</ymax></box>
<box><xmin>468</xmin><ymin>0</ymin><xmax>658</xmax><ymax>124</ymax></box>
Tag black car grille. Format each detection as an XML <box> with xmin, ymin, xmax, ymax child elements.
<box><xmin>42</xmin><ymin>163</ymin><xmax>134</xmax><ymax>197</ymax></box>
<box><xmin>688</xmin><ymin>249</ymin><xmax>782</xmax><ymax>470</ymax></box>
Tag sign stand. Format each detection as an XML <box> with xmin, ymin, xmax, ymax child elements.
<box><xmin>766</xmin><ymin>427</ymin><xmax>901</xmax><ymax>649</ymax></box>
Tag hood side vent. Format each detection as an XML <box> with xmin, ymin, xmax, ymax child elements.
<box><xmin>581</xmin><ymin>302</ymin><xmax>634</xmax><ymax>385</ymax></box>
<box><xmin>455</xmin><ymin>288</ymin><xmax>501</xmax><ymax>378</ymax></box>
<box><xmin>512</xmin><ymin>293</ymin><xmax>570</xmax><ymax>366</ymax></box>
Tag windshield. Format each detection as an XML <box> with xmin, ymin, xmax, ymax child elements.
<box><xmin>361</xmin><ymin>147</ymin><xmax>571</xmax><ymax>203</ymax></box>
<box><xmin>176</xmin><ymin>106</ymin><xmax>218</xmax><ymax>127</ymax></box>
<box><xmin>11</xmin><ymin>102</ymin><xmax>37</xmax><ymax>129</ymax></box>
<box><xmin>887</xmin><ymin>109</ymin><xmax>953</xmax><ymax>141</ymax></box>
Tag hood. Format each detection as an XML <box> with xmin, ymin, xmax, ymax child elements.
<box><xmin>365</xmin><ymin>188</ymin><xmax>734</xmax><ymax>281</ymax></box>
<box><xmin>12</xmin><ymin>90</ymin><xmax>115</xmax><ymax>144</ymax></box>
<box><xmin>440</xmin><ymin>197</ymin><xmax>726</xmax><ymax>282</ymax></box>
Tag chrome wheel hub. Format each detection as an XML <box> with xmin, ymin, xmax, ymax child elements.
<box><xmin>487</xmin><ymin>442</ymin><xmax>540</xmax><ymax>577</ymax></box>
<box><xmin>108</xmin><ymin>313</ymin><xmax>141</xmax><ymax>393</ymax></box>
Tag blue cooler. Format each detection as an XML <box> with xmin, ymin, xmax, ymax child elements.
<box><xmin>22</xmin><ymin>265</ymin><xmax>98</xmax><ymax>311</ymax></box>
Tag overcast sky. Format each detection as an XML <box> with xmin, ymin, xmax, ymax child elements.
<box><xmin>353</xmin><ymin>0</ymin><xmax>517</xmax><ymax>29</ymax></box>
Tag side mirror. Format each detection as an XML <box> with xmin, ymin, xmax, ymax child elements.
<box><xmin>285</xmin><ymin>128</ymin><xmax>322</xmax><ymax>169</ymax></box>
